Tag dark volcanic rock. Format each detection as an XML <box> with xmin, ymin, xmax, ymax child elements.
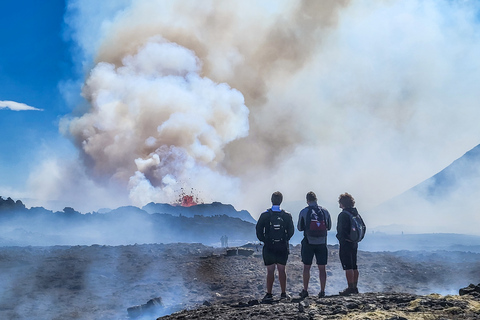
<box><xmin>460</xmin><ymin>283</ymin><xmax>480</xmax><ymax>298</ymax></box>
<box><xmin>225</xmin><ymin>247</ymin><xmax>255</xmax><ymax>256</ymax></box>
<box><xmin>128</xmin><ymin>297</ymin><xmax>163</xmax><ymax>319</ymax></box>
<box><xmin>158</xmin><ymin>293</ymin><xmax>480</xmax><ymax>320</ymax></box>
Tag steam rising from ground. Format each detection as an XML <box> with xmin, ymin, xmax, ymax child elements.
<box><xmin>26</xmin><ymin>0</ymin><xmax>480</xmax><ymax>232</ymax></box>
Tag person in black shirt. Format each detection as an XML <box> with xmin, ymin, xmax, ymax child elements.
<box><xmin>256</xmin><ymin>191</ymin><xmax>295</xmax><ymax>301</ymax></box>
<box><xmin>336</xmin><ymin>192</ymin><xmax>361</xmax><ymax>296</ymax></box>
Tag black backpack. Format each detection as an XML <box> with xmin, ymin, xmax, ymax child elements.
<box><xmin>344</xmin><ymin>210</ymin><xmax>366</xmax><ymax>242</ymax></box>
<box><xmin>266</xmin><ymin>210</ymin><xmax>288</xmax><ymax>245</ymax></box>
<box><xmin>305</xmin><ymin>206</ymin><xmax>327</xmax><ymax>238</ymax></box>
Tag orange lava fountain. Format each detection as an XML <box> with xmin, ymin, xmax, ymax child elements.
<box><xmin>180</xmin><ymin>195</ymin><xmax>197</xmax><ymax>207</ymax></box>
<box><xmin>173</xmin><ymin>188</ymin><xmax>202</xmax><ymax>207</ymax></box>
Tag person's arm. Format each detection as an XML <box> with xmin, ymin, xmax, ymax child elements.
<box><xmin>324</xmin><ymin>209</ymin><xmax>332</xmax><ymax>231</ymax></box>
<box><xmin>336</xmin><ymin>211</ymin><xmax>348</xmax><ymax>242</ymax></box>
<box><xmin>256</xmin><ymin>212</ymin><xmax>267</xmax><ymax>242</ymax></box>
<box><xmin>361</xmin><ymin>213</ymin><xmax>366</xmax><ymax>236</ymax></box>
<box><xmin>297</xmin><ymin>208</ymin><xmax>306</xmax><ymax>231</ymax></box>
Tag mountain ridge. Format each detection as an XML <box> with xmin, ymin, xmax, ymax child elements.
<box><xmin>367</xmin><ymin>143</ymin><xmax>480</xmax><ymax>235</ymax></box>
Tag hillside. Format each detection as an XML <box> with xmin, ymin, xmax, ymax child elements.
<box><xmin>366</xmin><ymin>143</ymin><xmax>480</xmax><ymax>235</ymax></box>
<box><xmin>0</xmin><ymin>197</ymin><xmax>256</xmax><ymax>246</ymax></box>
<box><xmin>410</xmin><ymin>143</ymin><xmax>480</xmax><ymax>199</ymax></box>
<box><xmin>142</xmin><ymin>201</ymin><xmax>256</xmax><ymax>223</ymax></box>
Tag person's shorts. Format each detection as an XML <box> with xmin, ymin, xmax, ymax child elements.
<box><xmin>301</xmin><ymin>238</ymin><xmax>328</xmax><ymax>265</ymax></box>
<box><xmin>262</xmin><ymin>243</ymin><xmax>289</xmax><ymax>266</ymax></box>
<box><xmin>339</xmin><ymin>241</ymin><xmax>358</xmax><ymax>270</ymax></box>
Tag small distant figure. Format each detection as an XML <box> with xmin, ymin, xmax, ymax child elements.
<box><xmin>297</xmin><ymin>191</ymin><xmax>332</xmax><ymax>299</ymax></box>
<box><xmin>220</xmin><ymin>235</ymin><xmax>229</xmax><ymax>247</ymax></box>
<box><xmin>255</xmin><ymin>191</ymin><xmax>294</xmax><ymax>302</ymax></box>
<box><xmin>336</xmin><ymin>192</ymin><xmax>366</xmax><ymax>296</ymax></box>
<box><xmin>220</xmin><ymin>235</ymin><xmax>225</xmax><ymax>247</ymax></box>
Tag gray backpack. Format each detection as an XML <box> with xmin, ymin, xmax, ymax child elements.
<box><xmin>344</xmin><ymin>210</ymin><xmax>366</xmax><ymax>242</ymax></box>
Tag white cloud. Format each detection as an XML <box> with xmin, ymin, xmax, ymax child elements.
<box><xmin>0</xmin><ymin>100</ymin><xmax>43</xmax><ymax>111</ymax></box>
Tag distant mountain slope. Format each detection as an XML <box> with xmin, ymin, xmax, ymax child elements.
<box><xmin>142</xmin><ymin>202</ymin><xmax>256</xmax><ymax>223</ymax></box>
<box><xmin>0</xmin><ymin>197</ymin><xmax>256</xmax><ymax>246</ymax></box>
<box><xmin>367</xmin><ymin>144</ymin><xmax>480</xmax><ymax>235</ymax></box>
<box><xmin>410</xmin><ymin>143</ymin><xmax>480</xmax><ymax>199</ymax></box>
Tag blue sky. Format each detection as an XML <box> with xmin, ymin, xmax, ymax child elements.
<box><xmin>0</xmin><ymin>0</ymin><xmax>75</xmax><ymax>190</ymax></box>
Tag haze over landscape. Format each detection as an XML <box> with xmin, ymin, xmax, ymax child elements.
<box><xmin>2</xmin><ymin>3</ymin><xmax>480</xmax><ymax>319</ymax></box>
<box><xmin>2</xmin><ymin>0</ymin><xmax>480</xmax><ymax>235</ymax></box>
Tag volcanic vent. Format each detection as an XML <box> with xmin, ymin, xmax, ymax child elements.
<box><xmin>173</xmin><ymin>188</ymin><xmax>203</xmax><ymax>207</ymax></box>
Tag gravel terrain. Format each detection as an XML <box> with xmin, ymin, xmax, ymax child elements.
<box><xmin>0</xmin><ymin>243</ymin><xmax>479</xmax><ymax>319</ymax></box>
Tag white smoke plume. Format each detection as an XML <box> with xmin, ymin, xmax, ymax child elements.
<box><xmin>52</xmin><ymin>0</ymin><xmax>480</xmax><ymax>232</ymax></box>
<box><xmin>62</xmin><ymin>36</ymin><xmax>249</xmax><ymax>205</ymax></box>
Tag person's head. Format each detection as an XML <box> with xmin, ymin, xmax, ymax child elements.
<box><xmin>271</xmin><ymin>191</ymin><xmax>283</xmax><ymax>206</ymax></box>
<box><xmin>306</xmin><ymin>191</ymin><xmax>317</xmax><ymax>203</ymax></box>
<box><xmin>338</xmin><ymin>192</ymin><xmax>355</xmax><ymax>209</ymax></box>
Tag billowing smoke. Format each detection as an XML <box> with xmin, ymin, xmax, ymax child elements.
<box><xmin>29</xmin><ymin>0</ymin><xmax>480</xmax><ymax>232</ymax></box>
<box><xmin>62</xmin><ymin>36</ymin><xmax>249</xmax><ymax>205</ymax></box>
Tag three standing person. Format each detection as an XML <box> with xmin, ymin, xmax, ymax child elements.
<box><xmin>297</xmin><ymin>191</ymin><xmax>332</xmax><ymax>298</ymax></box>
<box><xmin>255</xmin><ymin>191</ymin><xmax>364</xmax><ymax>300</ymax></box>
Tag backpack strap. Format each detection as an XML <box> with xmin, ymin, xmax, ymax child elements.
<box><xmin>316</xmin><ymin>206</ymin><xmax>326</xmax><ymax>223</ymax></box>
<box><xmin>305</xmin><ymin>207</ymin><xmax>312</xmax><ymax>231</ymax></box>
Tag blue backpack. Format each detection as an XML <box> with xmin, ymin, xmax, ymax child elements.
<box><xmin>344</xmin><ymin>210</ymin><xmax>366</xmax><ymax>242</ymax></box>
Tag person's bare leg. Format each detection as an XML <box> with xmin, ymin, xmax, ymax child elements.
<box><xmin>345</xmin><ymin>269</ymin><xmax>355</xmax><ymax>288</ymax></box>
<box><xmin>266</xmin><ymin>264</ymin><xmax>275</xmax><ymax>294</ymax></box>
<box><xmin>303</xmin><ymin>264</ymin><xmax>311</xmax><ymax>291</ymax></box>
<box><xmin>277</xmin><ymin>264</ymin><xmax>287</xmax><ymax>293</ymax></box>
<box><xmin>318</xmin><ymin>265</ymin><xmax>326</xmax><ymax>292</ymax></box>
<box><xmin>353</xmin><ymin>269</ymin><xmax>359</xmax><ymax>289</ymax></box>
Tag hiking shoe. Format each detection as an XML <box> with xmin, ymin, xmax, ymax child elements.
<box><xmin>318</xmin><ymin>291</ymin><xmax>325</xmax><ymax>298</ymax></box>
<box><xmin>352</xmin><ymin>287</ymin><xmax>359</xmax><ymax>294</ymax></box>
<box><xmin>339</xmin><ymin>287</ymin><xmax>353</xmax><ymax>296</ymax></box>
<box><xmin>262</xmin><ymin>293</ymin><xmax>273</xmax><ymax>302</ymax></box>
<box><xmin>280</xmin><ymin>292</ymin><xmax>291</xmax><ymax>300</ymax></box>
<box><xmin>299</xmin><ymin>289</ymin><xmax>309</xmax><ymax>299</ymax></box>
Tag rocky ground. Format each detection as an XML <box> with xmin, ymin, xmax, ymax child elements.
<box><xmin>0</xmin><ymin>243</ymin><xmax>479</xmax><ymax>319</ymax></box>
<box><xmin>159</xmin><ymin>292</ymin><xmax>480</xmax><ymax>320</ymax></box>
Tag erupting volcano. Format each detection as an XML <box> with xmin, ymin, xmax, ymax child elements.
<box><xmin>174</xmin><ymin>188</ymin><xmax>203</xmax><ymax>207</ymax></box>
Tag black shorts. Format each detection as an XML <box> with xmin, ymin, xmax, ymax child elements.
<box><xmin>339</xmin><ymin>241</ymin><xmax>358</xmax><ymax>270</ymax></box>
<box><xmin>301</xmin><ymin>238</ymin><xmax>328</xmax><ymax>265</ymax></box>
<box><xmin>262</xmin><ymin>243</ymin><xmax>289</xmax><ymax>266</ymax></box>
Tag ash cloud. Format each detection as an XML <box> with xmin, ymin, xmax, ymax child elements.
<box><xmin>29</xmin><ymin>0</ymin><xmax>480</xmax><ymax>233</ymax></box>
<box><xmin>61</xmin><ymin>35</ymin><xmax>249</xmax><ymax>205</ymax></box>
